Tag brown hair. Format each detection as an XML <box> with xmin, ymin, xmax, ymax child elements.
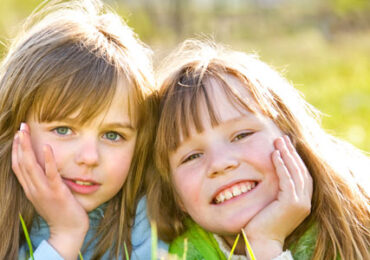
<box><xmin>147</xmin><ymin>39</ymin><xmax>370</xmax><ymax>260</ymax></box>
<box><xmin>0</xmin><ymin>0</ymin><xmax>155</xmax><ymax>259</ymax></box>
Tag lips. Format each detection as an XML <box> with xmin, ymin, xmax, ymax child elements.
<box><xmin>212</xmin><ymin>181</ymin><xmax>258</xmax><ymax>204</ymax></box>
<box><xmin>63</xmin><ymin>178</ymin><xmax>101</xmax><ymax>194</ymax></box>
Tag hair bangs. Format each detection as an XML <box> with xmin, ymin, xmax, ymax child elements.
<box><xmin>163</xmin><ymin>67</ymin><xmax>258</xmax><ymax>153</ymax></box>
<box><xmin>161</xmin><ymin>70</ymin><xmax>219</xmax><ymax>152</ymax></box>
<box><xmin>30</xmin><ymin>45</ymin><xmax>119</xmax><ymax>124</ymax></box>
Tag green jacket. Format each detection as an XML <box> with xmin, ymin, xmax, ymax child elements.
<box><xmin>169</xmin><ymin>219</ymin><xmax>318</xmax><ymax>260</ymax></box>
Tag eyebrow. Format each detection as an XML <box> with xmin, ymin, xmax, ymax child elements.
<box><xmin>101</xmin><ymin>122</ymin><xmax>136</xmax><ymax>131</ymax></box>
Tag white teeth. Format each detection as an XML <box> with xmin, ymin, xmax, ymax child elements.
<box><xmin>232</xmin><ymin>186</ymin><xmax>241</xmax><ymax>196</ymax></box>
<box><xmin>225</xmin><ymin>191</ymin><xmax>233</xmax><ymax>200</ymax></box>
<box><xmin>214</xmin><ymin>182</ymin><xmax>257</xmax><ymax>204</ymax></box>
<box><xmin>74</xmin><ymin>180</ymin><xmax>93</xmax><ymax>186</ymax></box>
<box><xmin>216</xmin><ymin>193</ymin><xmax>226</xmax><ymax>204</ymax></box>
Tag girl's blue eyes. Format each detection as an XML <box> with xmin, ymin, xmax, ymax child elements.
<box><xmin>52</xmin><ymin>127</ymin><xmax>123</xmax><ymax>142</ymax></box>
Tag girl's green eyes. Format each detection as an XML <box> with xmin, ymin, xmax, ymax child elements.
<box><xmin>104</xmin><ymin>131</ymin><xmax>122</xmax><ymax>142</ymax></box>
<box><xmin>54</xmin><ymin>127</ymin><xmax>71</xmax><ymax>135</ymax></box>
<box><xmin>52</xmin><ymin>127</ymin><xmax>123</xmax><ymax>142</ymax></box>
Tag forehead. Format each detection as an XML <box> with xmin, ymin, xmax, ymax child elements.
<box><xmin>100</xmin><ymin>78</ymin><xmax>133</xmax><ymax>121</ymax></box>
<box><xmin>178</xmin><ymin>74</ymin><xmax>258</xmax><ymax>141</ymax></box>
<box><xmin>207</xmin><ymin>74</ymin><xmax>255</xmax><ymax>120</ymax></box>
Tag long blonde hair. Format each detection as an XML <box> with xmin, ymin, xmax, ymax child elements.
<box><xmin>147</xmin><ymin>39</ymin><xmax>370</xmax><ymax>260</ymax></box>
<box><xmin>0</xmin><ymin>0</ymin><xmax>155</xmax><ymax>259</ymax></box>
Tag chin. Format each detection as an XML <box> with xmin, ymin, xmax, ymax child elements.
<box><xmin>218</xmin><ymin>207</ymin><xmax>263</xmax><ymax>234</ymax></box>
<box><xmin>76</xmin><ymin>198</ymin><xmax>98</xmax><ymax>212</ymax></box>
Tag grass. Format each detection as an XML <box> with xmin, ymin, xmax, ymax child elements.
<box><xmin>20</xmin><ymin>214</ymin><xmax>84</xmax><ymax>260</ymax></box>
<box><xmin>228</xmin><ymin>234</ymin><xmax>240</xmax><ymax>260</ymax></box>
<box><xmin>19</xmin><ymin>214</ymin><xmax>34</xmax><ymax>260</ymax></box>
<box><xmin>124</xmin><ymin>242</ymin><xmax>130</xmax><ymax>260</ymax></box>
<box><xmin>241</xmin><ymin>229</ymin><xmax>256</xmax><ymax>260</ymax></box>
<box><xmin>150</xmin><ymin>221</ymin><xmax>158</xmax><ymax>260</ymax></box>
<box><xmin>20</xmin><ymin>214</ymin><xmax>259</xmax><ymax>260</ymax></box>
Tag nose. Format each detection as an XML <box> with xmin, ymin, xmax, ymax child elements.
<box><xmin>75</xmin><ymin>138</ymin><xmax>99</xmax><ymax>167</ymax></box>
<box><xmin>206</xmin><ymin>146</ymin><xmax>239</xmax><ymax>178</ymax></box>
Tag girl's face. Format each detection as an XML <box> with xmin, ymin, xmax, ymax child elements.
<box><xmin>27</xmin><ymin>83</ymin><xmax>137</xmax><ymax>212</ymax></box>
<box><xmin>169</xmin><ymin>75</ymin><xmax>283</xmax><ymax>236</ymax></box>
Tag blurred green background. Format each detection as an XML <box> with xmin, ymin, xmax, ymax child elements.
<box><xmin>1</xmin><ymin>0</ymin><xmax>369</xmax><ymax>152</ymax></box>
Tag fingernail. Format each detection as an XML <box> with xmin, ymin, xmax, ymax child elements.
<box><xmin>20</xmin><ymin>122</ymin><xmax>26</xmax><ymax>131</ymax></box>
<box><xmin>276</xmin><ymin>136</ymin><xmax>284</xmax><ymax>146</ymax></box>
<box><xmin>18</xmin><ymin>131</ymin><xmax>24</xmax><ymax>141</ymax></box>
<box><xmin>276</xmin><ymin>150</ymin><xmax>281</xmax><ymax>157</ymax></box>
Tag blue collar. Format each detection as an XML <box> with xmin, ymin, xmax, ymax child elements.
<box><xmin>29</xmin><ymin>203</ymin><xmax>107</xmax><ymax>248</ymax></box>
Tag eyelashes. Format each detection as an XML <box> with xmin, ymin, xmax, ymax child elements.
<box><xmin>52</xmin><ymin>126</ymin><xmax>72</xmax><ymax>136</ymax></box>
<box><xmin>231</xmin><ymin>131</ymin><xmax>254</xmax><ymax>142</ymax></box>
<box><xmin>182</xmin><ymin>153</ymin><xmax>202</xmax><ymax>164</ymax></box>
<box><xmin>51</xmin><ymin>127</ymin><xmax>126</xmax><ymax>143</ymax></box>
<box><xmin>103</xmin><ymin>131</ymin><xmax>125</xmax><ymax>142</ymax></box>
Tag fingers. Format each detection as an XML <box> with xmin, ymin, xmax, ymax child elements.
<box><xmin>274</xmin><ymin>136</ymin><xmax>304</xmax><ymax>195</ymax></box>
<box><xmin>283</xmin><ymin>136</ymin><xmax>313</xmax><ymax>199</ymax></box>
<box><xmin>12</xmin><ymin>123</ymin><xmax>48</xmax><ymax>199</ymax></box>
<box><xmin>12</xmin><ymin>132</ymin><xmax>27</xmax><ymax>187</ymax></box>
<box><xmin>18</xmin><ymin>126</ymin><xmax>46</xmax><ymax>184</ymax></box>
<box><xmin>272</xmin><ymin>150</ymin><xmax>296</xmax><ymax>200</ymax></box>
<box><xmin>283</xmin><ymin>136</ymin><xmax>312</xmax><ymax>199</ymax></box>
<box><xmin>20</xmin><ymin>122</ymin><xmax>30</xmax><ymax>134</ymax></box>
<box><xmin>44</xmin><ymin>144</ymin><xmax>63</xmax><ymax>187</ymax></box>
<box><xmin>273</xmin><ymin>135</ymin><xmax>312</xmax><ymax>210</ymax></box>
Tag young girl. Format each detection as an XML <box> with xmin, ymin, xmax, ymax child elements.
<box><xmin>148</xmin><ymin>39</ymin><xmax>370</xmax><ymax>260</ymax></box>
<box><xmin>0</xmin><ymin>0</ymin><xmax>166</xmax><ymax>259</ymax></box>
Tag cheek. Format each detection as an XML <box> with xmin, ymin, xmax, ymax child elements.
<box><xmin>241</xmin><ymin>135</ymin><xmax>276</xmax><ymax>173</ymax></box>
<box><xmin>105</xmin><ymin>144</ymin><xmax>136</xmax><ymax>183</ymax></box>
<box><xmin>29</xmin><ymin>135</ymin><xmax>64</xmax><ymax>169</ymax></box>
<box><xmin>172</xmin><ymin>168</ymin><xmax>202</xmax><ymax>209</ymax></box>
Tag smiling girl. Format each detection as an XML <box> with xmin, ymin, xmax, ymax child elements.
<box><xmin>0</xmin><ymin>0</ymin><xmax>165</xmax><ymax>259</ymax></box>
<box><xmin>148</xmin><ymin>40</ymin><xmax>369</xmax><ymax>260</ymax></box>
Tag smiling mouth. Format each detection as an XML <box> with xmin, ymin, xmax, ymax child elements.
<box><xmin>212</xmin><ymin>181</ymin><xmax>259</xmax><ymax>204</ymax></box>
<box><xmin>72</xmin><ymin>180</ymin><xmax>95</xmax><ymax>186</ymax></box>
<box><xmin>63</xmin><ymin>178</ymin><xmax>101</xmax><ymax>194</ymax></box>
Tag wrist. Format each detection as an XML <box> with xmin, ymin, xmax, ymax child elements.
<box><xmin>248</xmin><ymin>239</ymin><xmax>283</xmax><ymax>260</ymax></box>
<box><xmin>48</xmin><ymin>229</ymin><xmax>87</xmax><ymax>260</ymax></box>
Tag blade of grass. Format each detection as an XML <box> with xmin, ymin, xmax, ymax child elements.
<box><xmin>241</xmin><ymin>229</ymin><xmax>256</xmax><ymax>260</ymax></box>
<box><xmin>79</xmin><ymin>251</ymin><xmax>84</xmax><ymax>260</ymax></box>
<box><xmin>124</xmin><ymin>242</ymin><xmax>130</xmax><ymax>260</ymax></box>
<box><xmin>19</xmin><ymin>213</ymin><xmax>34</xmax><ymax>260</ymax></box>
<box><xmin>182</xmin><ymin>238</ymin><xmax>188</xmax><ymax>260</ymax></box>
<box><xmin>227</xmin><ymin>233</ymin><xmax>240</xmax><ymax>260</ymax></box>
<box><xmin>151</xmin><ymin>221</ymin><xmax>158</xmax><ymax>260</ymax></box>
